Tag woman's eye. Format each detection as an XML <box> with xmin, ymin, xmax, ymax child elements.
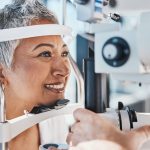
<box><xmin>61</xmin><ymin>51</ymin><xmax>69</xmax><ymax>57</ymax></box>
<box><xmin>38</xmin><ymin>51</ymin><xmax>52</xmax><ymax>57</ymax></box>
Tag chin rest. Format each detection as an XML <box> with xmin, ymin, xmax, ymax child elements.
<box><xmin>30</xmin><ymin>99</ymin><xmax>70</xmax><ymax>114</ymax></box>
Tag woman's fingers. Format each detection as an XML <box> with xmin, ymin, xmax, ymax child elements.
<box><xmin>130</xmin><ymin>125</ymin><xmax>150</xmax><ymax>148</ymax></box>
<box><xmin>66</xmin><ymin>132</ymin><xmax>72</xmax><ymax>144</ymax></box>
<box><xmin>73</xmin><ymin>108</ymin><xmax>96</xmax><ymax>122</ymax></box>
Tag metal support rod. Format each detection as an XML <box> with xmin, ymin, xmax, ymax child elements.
<box><xmin>1</xmin><ymin>143</ymin><xmax>8</xmax><ymax>150</ymax></box>
<box><xmin>0</xmin><ymin>86</ymin><xmax>5</xmax><ymax>123</ymax></box>
<box><xmin>0</xmin><ymin>86</ymin><xmax>8</xmax><ymax>150</ymax></box>
<box><xmin>62</xmin><ymin>0</ymin><xmax>67</xmax><ymax>25</ymax></box>
<box><xmin>69</xmin><ymin>55</ymin><xmax>85</xmax><ymax>104</ymax></box>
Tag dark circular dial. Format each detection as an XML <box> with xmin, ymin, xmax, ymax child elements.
<box><xmin>102</xmin><ymin>37</ymin><xmax>130</xmax><ymax>67</ymax></box>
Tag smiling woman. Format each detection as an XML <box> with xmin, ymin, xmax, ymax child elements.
<box><xmin>10</xmin><ymin>34</ymin><xmax>70</xmax><ymax>108</ymax></box>
<box><xmin>0</xmin><ymin>0</ymin><xmax>71</xmax><ymax>150</ymax></box>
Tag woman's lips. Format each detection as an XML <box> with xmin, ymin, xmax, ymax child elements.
<box><xmin>44</xmin><ymin>83</ymin><xmax>65</xmax><ymax>93</ymax></box>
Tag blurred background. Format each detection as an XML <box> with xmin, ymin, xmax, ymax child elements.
<box><xmin>1</xmin><ymin>0</ymin><xmax>150</xmax><ymax>113</ymax></box>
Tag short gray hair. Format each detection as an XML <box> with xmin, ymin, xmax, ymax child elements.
<box><xmin>0</xmin><ymin>0</ymin><xmax>58</xmax><ymax>67</ymax></box>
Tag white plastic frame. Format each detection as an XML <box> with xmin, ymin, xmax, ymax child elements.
<box><xmin>0</xmin><ymin>103</ymin><xmax>83</xmax><ymax>143</ymax></box>
<box><xmin>0</xmin><ymin>24</ymin><xmax>72</xmax><ymax>42</ymax></box>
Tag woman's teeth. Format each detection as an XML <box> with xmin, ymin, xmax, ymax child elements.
<box><xmin>45</xmin><ymin>83</ymin><xmax>64</xmax><ymax>90</ymax></box>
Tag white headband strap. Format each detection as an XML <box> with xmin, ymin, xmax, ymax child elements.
<box><xmin>0</xmin><ymin>24</ymin><xmax>72</xmax><ymax>42</ymax></box>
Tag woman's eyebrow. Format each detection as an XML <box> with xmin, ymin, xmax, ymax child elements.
<box><xmin>63</xmin><ymin>44</ymin><xmax>69</xmax><ymax>50</ymax></box>
<box><xmin>63</xmin><ymin>44</ymin><xmax>67</xmax><ymax>48</ymax></box>
<box><xmin>33</xmin><ymin>43</ymin><xmax>54</xmax><ymax>51</ymax></box>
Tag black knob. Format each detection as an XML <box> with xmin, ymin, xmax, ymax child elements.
<box><xmin>102</xmin><ymin>37</ymin><xmax>130</xmax><ymax>67</ymax></box>
<box><xmin>118</xmin><ymin>101</ymin><xmax>124</xmax><ymax>110</ymax></box>
<box><xmin>75</xmin><ymin>0</ymin><xmax>89</xmax><ymax>5</ymax></box>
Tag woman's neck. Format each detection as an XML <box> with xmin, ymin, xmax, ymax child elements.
<box><xmin>5</xmin><ymin>94</ymin><xmax>40</xmax><ymax>150</ymax></box>
<box><xmin>6</xmin><ymin>96</ymin><xmax>35</xmax><ymax>120</ymax></box>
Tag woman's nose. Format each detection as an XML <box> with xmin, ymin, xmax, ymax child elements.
<box><xmin>52</xmin><ymin>60</ymin><xmax>70</xmax><ymax>78</ymax></box>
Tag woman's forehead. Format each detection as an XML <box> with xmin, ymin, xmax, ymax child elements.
<box><xmin>25</xmin><ymin>35</ymin><xmax>65</xmax><ymax>46</ymax></box>
<box><xmin>16</xmin><ymin>35</ymin><xmax>68</xmax><ymax>53</ymax></box>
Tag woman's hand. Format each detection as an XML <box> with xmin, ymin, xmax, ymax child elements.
<box><xmin>69</xmin><ymin>140</ymin><xmax>126</xmax><ymax>150</ymax></box>
<box><xmin>67</xmin><ymin>108</ymin><xmax>150</xmax><ymax>150</ymax></box>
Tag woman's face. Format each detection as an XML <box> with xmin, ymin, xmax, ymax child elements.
<box><xmin>5</xmin><ymin>34</ymin><xmax>71</xmax><ymax>107</ymax></box>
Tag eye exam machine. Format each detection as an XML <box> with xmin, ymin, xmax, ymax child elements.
<box><xmin>75</xmin><ymin>0</ymin><xmax>150</xmax><ymax>134</ymax></box>
<box><xmin>1</xmin><ymin>0</ymin><xmax>150</xmax><ymax>150</ymax></box>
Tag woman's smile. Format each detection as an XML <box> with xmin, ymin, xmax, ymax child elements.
<box><xmin>44</xmin><ymin>82</ymin><xmax>65</xmax><ymax>93</ymax></box>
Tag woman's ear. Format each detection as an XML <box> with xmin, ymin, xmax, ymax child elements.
<box><xmin>0</xmin><ymin>64</ymin><xmax>7</xmax><ymax>85</ymax></box>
